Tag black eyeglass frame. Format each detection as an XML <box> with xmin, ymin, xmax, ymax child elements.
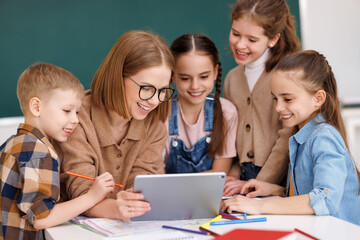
<box><xmin>128</xmin><ymin>76</ymin><xmax>175</xmax><ymax>102</ymax></box>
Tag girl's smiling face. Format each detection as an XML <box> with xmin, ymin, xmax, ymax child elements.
<box><xmin>270</xmin><ymin>70</ymin><xmax>324</xmax><ymax>129</ymax></box>
<box><xmin>229</xmin><ymin>17</ymin><xmax>279</xmax><ymax>66</ymax></box>
<box><xmin>173</xmin><ymin>51</ymin><xmax>218</xmax><ymax>108</ymax></box>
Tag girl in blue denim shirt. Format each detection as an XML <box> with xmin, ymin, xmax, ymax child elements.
<box><xmin>221</xmin><ymin>50</ymin><xmax>360</xmax><ymax>225</ymax></box>
<box><xmin>163</xmin><ymin>33</ymin><xmax>238</xmax><ymax>174</ymax></box>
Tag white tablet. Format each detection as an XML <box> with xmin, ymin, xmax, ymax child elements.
<box><xmin>132</xmin><ymin>172</ymin><xmax>226</xmax><ymax>221</ymax></box>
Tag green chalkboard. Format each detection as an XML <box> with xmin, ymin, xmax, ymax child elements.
<box><xmin>0</xmin><ymin>0</ymin><xmax>300</xmax><ymax>117</ymax></box>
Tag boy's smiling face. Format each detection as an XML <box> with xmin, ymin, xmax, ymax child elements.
<box><xmin>36</xmin><ymin>88</ymin><xmax>82</xmax><ymax>142</ymax></box>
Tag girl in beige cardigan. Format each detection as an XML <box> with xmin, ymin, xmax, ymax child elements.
<box><xmin>223</xmin><ymin>0</ymin><xmax>300</xmax><ymax>196</ymax></box>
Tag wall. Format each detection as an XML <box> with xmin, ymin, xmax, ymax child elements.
<box><xmin>299</xmin><ymin>0</ymin><xmax>360</xmax><ymax>105</ymax></box>
<box><xmin>0</xmin><ymin>0</ymin><xmax>300</xmax><ymax>118</ymax></box>
<box><xmin>300</xmin><ymin>0</ymin><xmax>360</xmax><ymax>163</ymax></box>
<box><xmin>342</xmin><ymin>109</ymin><xmax>360</xmax><ymax>165</ymax></box>
<box><xmin>0</xmin><ymin>116</ymin><xmax>24</xmax><ymax>144</ymax></box>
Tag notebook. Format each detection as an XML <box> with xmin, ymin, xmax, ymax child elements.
<box><xmin>132</xmin><ymin>172</ymin><xmax>226</xmax><ymax>221</ymax></box>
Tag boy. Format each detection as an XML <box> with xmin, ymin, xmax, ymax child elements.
<box><xmin>0</xmin><ymin>63</ymin><xmax>115</xmax><ymax>240</ymax></box>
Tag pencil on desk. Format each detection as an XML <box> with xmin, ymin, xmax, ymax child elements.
<box><xmin>294</xmin><ymin>228</ymin><xmax>320</xmax><ymax>240</ymax></box>
<box><xmin>65</xmin><ymin>171</ymin><xmax>124</xmax><ymax>188</ymax></box>
<box><xmin>200</xmin><ymin>215</ymin><xmax>222</xmax><ymax>228</ymax></box>
<box><xmin>199</xmin><ymin>226</ymin><xmax>220</xmax><ymax>236</ymax></box>
<box><xmin>163</xmin><ymin>225</ymin><xmax>209</xmax><ymax>236</ymax></box>
<box><xmin>210</xmin><ymin>217</ymin><xmax>267</xmax><ymax>225</ymax></box>
<box><xmin>218</xmin><ymin>211</ymin><xmax>240</xmax><ymax>220</ymax></box>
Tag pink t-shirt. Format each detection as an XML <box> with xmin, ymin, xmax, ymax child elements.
<box><xmin>164</xmin><ymin>97</ymin><xmax>238</xmax><ymax>162</ymax></box>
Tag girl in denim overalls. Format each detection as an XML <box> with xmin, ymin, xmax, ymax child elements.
<box><xmin>163</xmin><ymin>33</ymin><xmax>238</xmax><ymax>174</ymax></box>
<box><xmin>221</xmin><ymin>50</ymin><xmax>360</xmax><ymax>226</ymax></box>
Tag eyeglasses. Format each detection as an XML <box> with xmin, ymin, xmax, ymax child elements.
<box><xmin>128</xmin><ymin>76</ymin><xmax>175</xmax><ymax>102</ymax></box>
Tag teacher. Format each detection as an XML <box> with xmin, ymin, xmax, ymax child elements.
<box><xmin>54</xmin><ymin>30</ymin><xmax>175</xmax><ymax>221</ymax></box>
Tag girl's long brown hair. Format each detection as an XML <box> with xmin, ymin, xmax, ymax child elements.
<box><xmin>170</xmin><ymin>33</ymin><xmax>227</xmax><ymax>157</ymax></box>
<box><xmin>231</xmin><ymin>0</ymin><xmax>300</xmax><ymax>71</ymax></box>
<box><xmin>275</xmin><ymin>50</ymin><xmax>360</xmax><ymax>190</ymax></box>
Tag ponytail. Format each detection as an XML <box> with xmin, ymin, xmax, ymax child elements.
<box><xmin>275</xmin><ymin>50</ymin><xmax>360</xmax><ymax>190</ymax></box>
<box><xmin>266</xmin><ymin>11</ymin><xmax>300</xmax><ymax>71</ymax></box>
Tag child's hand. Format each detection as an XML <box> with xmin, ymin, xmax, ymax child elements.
<box><xmin>115</xmin><ymin>190</ymin><xmax>151</xmax><ymax>221</ymax></box>
<box><xmin>220</xmin><ymin>194</ymin><xmax>262</xmax><ymax>215</ymax></box>
<box><xmin>87</xmin><ymin>172</ymin><xmax>115</xmax><ymax>203</ymax></box>
<box><xmin>223</xmin><ymin>177</ymin><xmax>247</xmax><ymax>197</ymax></box>
<box><xmin>240</xmin><ymin>179</ymin><xmax>285</xmax><ymax>198</ymax></box>
<box><xmin>225</xmin><ymin>175</ymin><xmax>238</xmax><ymax>182</ymax></box>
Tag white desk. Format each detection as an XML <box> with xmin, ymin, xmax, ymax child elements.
<box><xmin>45</xmin><ymin>215</ymin><xmax>360</xmax><ymax>240</ymax></box>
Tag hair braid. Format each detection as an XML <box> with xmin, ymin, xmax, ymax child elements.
<box><xmin>209</xmin><ymin>62</ymin><xmax>226</xmax><ymax>157</ymax></box>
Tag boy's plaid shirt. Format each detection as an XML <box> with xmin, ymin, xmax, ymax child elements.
<box><xmin>0</xmin><ymin>124</ymin><xmax>60</xmax><ymax>240</ymax></box>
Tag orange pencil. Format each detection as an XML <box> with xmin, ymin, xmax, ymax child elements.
<box><xmin>65</xmin><ymin>171</ymin><xmax>124</xmax><ymax>188</ymax></box>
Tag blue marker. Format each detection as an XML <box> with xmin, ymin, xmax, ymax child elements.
<box><xmin>210</xmin><ymin>217</ymin><xmax>267</xmax><ymax>226</ymax></box>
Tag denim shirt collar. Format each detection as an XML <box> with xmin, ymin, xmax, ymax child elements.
<box><xmin>292</xmin><ymin>113</ymin><xmax>326</xmax><ymax>145</ymax></box>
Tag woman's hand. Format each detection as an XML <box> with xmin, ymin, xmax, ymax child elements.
<box><xmin>222</xmin><ymin>176</ymin><xmax>247</xmax><ymax>196</ymax></box>
<box><xmin>241</xmin><ymin>179</ymin><xmax>286</xmax><ymax>198</ymax></box>
<box><xmin>115</xmin><ymin>189</ymin><xmax>151</xmax><ymax>221</ymax></box>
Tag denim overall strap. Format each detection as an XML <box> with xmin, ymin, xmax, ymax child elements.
<box><xmin>168</xmin><ymin>97</ymin><xmax>179</xmax><ymax>136</ymax></box>
<box><xmin>165</xmin><ymin>95</ymin><xmax>215</xmax><ymax>173</ymax></box>
<box><xmin>204</xmin><ymin>96</ymin><xmax>214</xmax><ymax>132</ymax></box>
<box><xmin>169</xmin><ymin>96</ymin><xmax>213</xmax><ymax>135</ymax></box>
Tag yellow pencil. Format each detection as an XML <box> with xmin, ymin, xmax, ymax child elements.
<box><xmin>200</xmin><ymin>215</ymin><xmax>222</xmax><ymax>228</ymax></box>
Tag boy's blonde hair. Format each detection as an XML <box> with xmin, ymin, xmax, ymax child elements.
<box><xmin>17</xmin><ymin>63</ymin><xmax>84</xmax><ymax>115</ymax></box>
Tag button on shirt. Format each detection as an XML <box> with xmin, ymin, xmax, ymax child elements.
<box><xmin>289</xmin><ymin>114</ymin><xmax>360</xmax><ymax>225</ymax></box>
<box><xmin>0</xmin><ymin>124</ymin><xmax>60</xmax><ymax>239</ymax></box>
